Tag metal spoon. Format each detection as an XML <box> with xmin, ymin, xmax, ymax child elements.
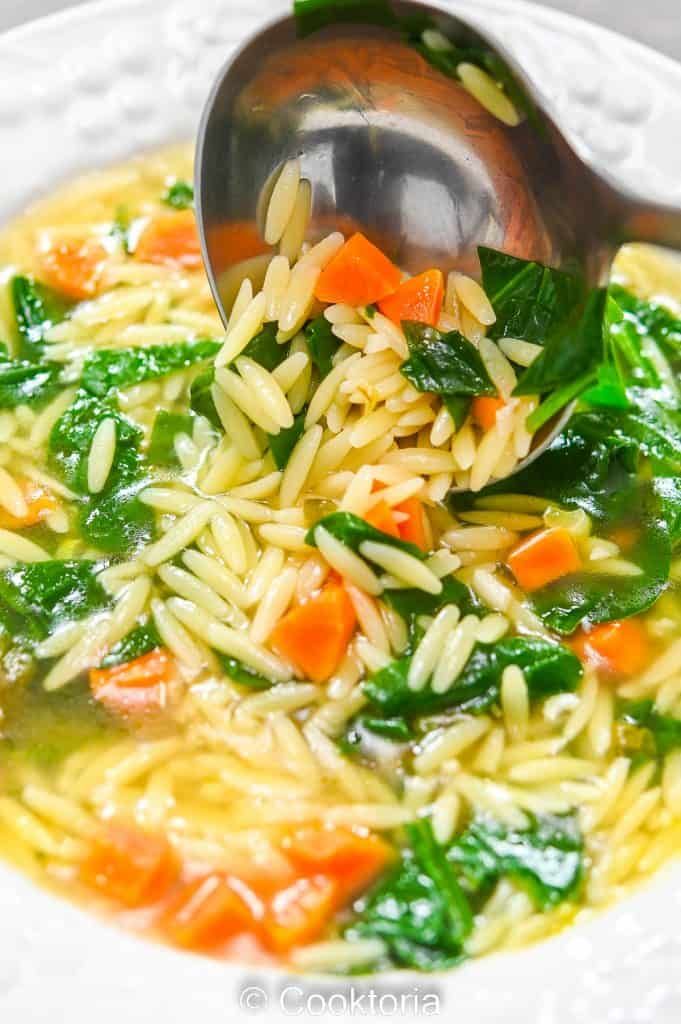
<box><xmin>195</xmin><ymin>0</ymin><xmax>681</xmax><ymax>482</ymax></box>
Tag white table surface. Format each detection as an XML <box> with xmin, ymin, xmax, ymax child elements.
<box><xmin>2</xmin><ymin>0</ymin><xmax>681</xmax><ymax>61</ymax></box>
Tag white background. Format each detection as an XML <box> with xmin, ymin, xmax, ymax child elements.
<box><xmin>2</xmin><ymin>0</ymin><xmax>681</xmax><ymax>60</ymax></box>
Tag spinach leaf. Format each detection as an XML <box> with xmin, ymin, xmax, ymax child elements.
<box><xmin>50</xmin><ymin>391</ymin><xmax>139</xmax><ymax>491</ymax></box>
<box><xmin>601</xmin><ymin>293</ymin><xmax>662</xmax><ymax>392</ymax></box>
<box><xmin>448</xmin><ymin>813</ymin><xmax>583</xmax><ymax>909</ymax></box>
<box><xmin>0</xmin><ymin>560</ymin><xmax>109</xmax><ymax>646</ymax></box>
<box><xmin>217</xmin><ymin>653</ymin><xmax>272</xmax><ymax>690</ymax></box>
<box><xmin>80</xmin><ymin>338</ymin><xmax>219</xmax><ymax>397</ymax></box>
<box><xmin>359</xmin><ymin>716</ymin><xmax>412</xmax><ymax>741</ymax></box>
<box><xmin>306</xmin><ymin>510</ymin><xmax>425</xmax><ymax>560</ymax></box>
<box><xmin>462</xmin><ymin>411</ymin><xmax>638</xmax><ymax>521</ymax></box>
<box><xmin>349</xmin><ymin>819</ymin><xmax>472</xmax><ymax>970</ymax></box>
<box><xmin>363</xmin><ymin>636</ymin><xmax>582</xmax><ymax>718</ymax></box>
<box><xmin>382</xmin><ymin>575</ymin><xmax>483</xmax><ymax>650</ymax></box>
<box><xmin>0</xmin><ymin>357</ymin><xmax>61</xmax><ymax>409</ymax></box>
<box><xmin>599</xmin><ymin>390</ymin><xmax>681</xmax><ymax>477</ymax></box>
<box><xmin>294</xmin><ymin>0</ymin><xmax>397</xmax><ymax>35</ymax></box>
<box><xmin>617</xmin><ymin>700</ymin><xmax>681</xmax><ymax>760</ymax></box>
<box><xmin>531</xmin><ymin>479</ymin><xmax>670</xmax><ymax>634</ymax></box>
<box><xmin>478</xmin><ymin>247</ymin><xmax>586</xmax><ymax>344</ymax></box>
<box><xmin>162</xmin><ymin>180</ymin><xmax>194</xmax><ymax>210</ymax></box>
<box><xmin>49</xmin><ymin>391</ymin><xmax>154</xmax><ymax>554</ymax></box>
<box><xmin>462</xmin><ymin>410</ymin><xmax>676</xmax><ymax>632</ymax></box>
<box><xmin>268</xmin><ymin>411</ymin><xmax>306</xmax><ymax>469</ymax></box>
<box><xmin>100</xmin><ymin>619</ymin><xmax>162</xmax><ymax>668</ymax></box>
<box><xmin>579</xmin><ymin>362</ymin><xmax>630</xmax><ymax>411</ymax></box>
<box><xmin>190</xmin><ymin>369</ymin><xmax>220</xmax><ymax>428</ymax></box>
<box><xmin>148</xmin><ymin>411</ymin><xmax>195</xmax><ymax>467</ymax></box>
<box><xmin>80</xmin><ymin>477</ymin><xmax>155</xmax><ymax>556</ymax></box>
<box><xmin>240</xmin><ymin>322</ymin><xmax>289</xmax><ymax>372</ymax></box>
<box><xmin>514</xmin><ymin>288</ymin><xmax>608</xmax><ymax>395</ymax></box>
<box><xmin>444</xmin><ymin>395</ymin><xmax>472</xmax><ymax>430</ymax></box>
<box><xmin>658</xmin><ymin>477</ymin><xmax>681</xmax><ymax>550</ymax></box>
<box><xmin>400</xmin><ymin>322</ymin><xmax>495</xmax><ymax>398</ymax></box>
<box><xmin>305</xmin><ymin>315</ymin><xmax>341</xmax><ymax>377</ymax></box>
<box><xmin>11</xmin><ymin>275</ymin><xmax>71</xmax><ymax>361</ymax></box>
<box><xmin>610</xmin><ymin>284</ymin><xmax>681</xmax><ymax>359</ymax></box>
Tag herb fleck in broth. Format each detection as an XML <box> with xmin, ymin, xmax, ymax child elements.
<box><xmin>0</xmin><ymin>142</ymin><xmax>680</xmax><ymax>975</ymax></box>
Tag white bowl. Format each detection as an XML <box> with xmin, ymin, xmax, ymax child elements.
<box><xmin>1</xmin><ymin>2</ymin><xmax>681</xmax><ymax>1021</ymax></box>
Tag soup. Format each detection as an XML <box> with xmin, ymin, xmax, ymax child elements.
<box><xmin>0</xmin><ymin>143</ymin><xmax>680</xmax><ymax>975</ymax></box>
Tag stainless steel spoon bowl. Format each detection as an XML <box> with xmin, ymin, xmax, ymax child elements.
<box><xmin>195</xmin><ymin>0</ymin><xmax>681</xmax><ymax>483</ymax></box>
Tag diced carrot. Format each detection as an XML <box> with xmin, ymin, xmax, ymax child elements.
<box><xmin>507</xmin><ymin>527</ymin><xmax>581</xmax><ymax>592</ymax></box>
<box><xmin>394</xmin><ymin>496</ymin><xmax>428</xmax><ymax>551</ymax></box>
<box><xmin>90</xmin><ymin>648</ymin><xmax>173</xmax><ymax>691</ymax></box>
<box><xmin>89</xmin><ymin>649</ymin><xmax>174</xmax><ymax>718</ymax></box>
<box><xmin>314</xmin><ymin>232</ymin><xmax>401</xmax><ymax>307</ymax></box>
<box><xmin>572</xmin><ymin>618</ymin><xmax>650</xmax><ymax>677</ymax></box>
<box><xmin>378</xmin><ymin>269</ymin><xmax>444</xmax><ymax>327</ymax></box>
<box><xmin>364</xmin><ymin>500</ymin><xmax>400</xmax><ymax>539</ymax></box>
<box><xmin>80</xmin><ymin>824</ymin><xmax>179</xmax><ymax>908</ymax></box>
<box><xmin>161</xmin><ymin>874</ymin><xmax>260</xmax><ymax>951</ymax></box>
<box><xmin>135</xmin><ymin>210</ymin><xmax>203</xmax><ymax>269</ymax></box>
<box><xmin>39</xmin><ymin>238</ymin><xmax>107</xmax><ymax>300</ymax></box>
<box><xmin>471</xmin><ymin>395</ymin><xmax>505</xmax><ymax>431</ymax></box>
<box><xmin>270</xmin><ymin>583</ymin><xmax>357</xmax><ymax>682</ymax></box>
<box><xmin>262</xmin><ymin>874</ymin><xmax>339</xmax><ymax>954</ymax></box>
<box><xmin>284</xmin><ymin>826</ymin><xmax>393</xmax><ymax>899</ymax></box>
<box><xmin>0</xmin><ymin>479</ymin><xmax>59</xmax><ymax>530</ymax></box>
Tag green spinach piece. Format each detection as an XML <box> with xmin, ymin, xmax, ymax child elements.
<box><xmin>49</xmin><ymin>391</ymin><xmax>154</xmax><ymax>554</ymax></box>
<box><xmin>305</xmin><ymin>316</ymin><xmax>341</xmax><ymax>377</ymax></box>
<box><xmin>269</xmin><ymin>411</ymin><xmax>306</xmax><ymax>469</ymax></box>
<box><xmin>0</xmin><ymin>560</ymin><xmax>109</xmax><ymax>647</ymax></box>
<box><xmin>294</xmin><ymin>0</ymin><xmax>397</xmax><ymax>35</ymax></box>
<box><xmin>349</xmin><ymin>819</ymin><xmax>472</xmax><ymax>970</ymax></box>
<box><xmin>100</xmin><ymin>619</ymin><xmax>162</xmax><ymax>668</ymax></box>
<box><xmin>514</xmin><ymin>288</ymin><xmax>608</xmax><ymax>395</ymax></box>
<box><xmin>306</xmin><ymin>510</ymin><xmax>425</xmax><ymax>560</ymax></box>
<box><xmin>597</xmin><ymin>390</ymin><xmax>681</xmax><ymax>477</ymax></box>
<box><xmin>0</xmin><ymin>357</ymin><xmax>61</xmax><ymax>409</ymax></box>
<box><xmin>610</xmin><ymin>284</ymin><xmax>681</xmax><ymax>359</ymax></box>
<box><xmin>11</xmin><ymin>275</ymin><xmax>71</xmax><ymax>361</ymax></box>
<box><xmin>217</xmin><ymin>653</ymin><xmax>272</xmax><ymax>690</ymax></box>
<box><xmin>400</xmin><ymin>321</ymin><xmax>495</xmax><ymax>398</ymax></box>
<box><xmin>461</xmin><ymin>410</ymin><xmax>676</xmax><ymax>633</ymax></box>
<box><xmin>530</xmin><ymin>479</ymin><xmax>671</xmax><ymax>634</ymax></box>
<box><xmin>359</xmin><ymin>716</ymin><xmax>412</xmax><ymax>741</ymax></box>
<box><xmin>617</xmin><ymin>700</ymin><xmax>681</xmax><ymax>759</ymax></box>
<box><xmin>240</xmin><ymin>322</ymin><xmax>289</xmax><ymax>372</ymax></box>
<box><xmin>478</xmin><ymin>247</ymin><xmax>586</xmax><ymax>344</ymax></box>
<box><xmin>363</xmin><ymin>636</ymin><xmax>582</xmax><ymax>718</ymax></box>
<box><xmin>444</xmin><ymin>395</ymin><xmax>472</xmax><ymax>430</ymax></box>
<box><xmin>162</xmin><ymin>180</ymin><xmax>194</xmax><ymax>210</ymax></box>
<box><xmin>190</xmin><ymin>369</ymin><xmax>220</xmax><ymax>428</ymax></box>
<box><xmin>148</xmin><ymin>411</ymin><xmax>196</xmax><ymax>467</ymax></box>
<box><xmin>80</xmin><ymin>338</ymin><xmax>219</xmax><ymax>397</ymax></box>
<box><xmin>448</xmin><ymin>813</ymin><xmax>583</xmax><ymax>909</ymax></box>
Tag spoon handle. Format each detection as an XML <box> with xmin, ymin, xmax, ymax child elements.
<box><xmin>616</xmin><ymin>196</ymin><xmax>681</xmax><ymax>252</ymax></box>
